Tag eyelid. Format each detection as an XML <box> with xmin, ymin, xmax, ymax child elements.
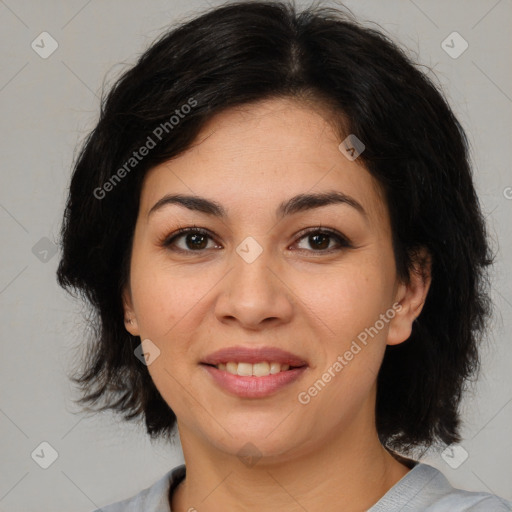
<box><xmin>160</xmin><ymin>224</ymin><xmax>218</xmax><ymax>247</ymax></box>
<box><xmin>291</xmin><ymin>225</ymin><xmax>352</xmax><ymax>251</ymax></box>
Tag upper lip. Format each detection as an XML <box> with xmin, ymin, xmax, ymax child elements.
<box><xmin>201</xmin><ymin>346</ymin><xmax>308</xmax><ymax>367</ymax></box>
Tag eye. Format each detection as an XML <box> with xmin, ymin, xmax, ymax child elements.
<box><xmin>161</xmin><ymin>225</ymin><xmax>352</xmax><ymax>255</ymax></box>
<box><xmin>292</xmin><ymin>227</ymin><xmax>352</xmax><ymax>253</ymax></box>
<box><xmin>162</xmin><ymin>226</ymin><xmax>221</xmax><ymax>253</ymax></box>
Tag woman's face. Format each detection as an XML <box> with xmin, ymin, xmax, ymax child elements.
<box><xmin>123</xmin><ymin>97</ymin><xmax>424</xmax><ymax>462</ymax></box>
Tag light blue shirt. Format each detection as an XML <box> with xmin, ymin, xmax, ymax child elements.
<box><xmin>92</xmin><ymin>462</ymin><xmax>512</xmax><ymax>511</ymax></box>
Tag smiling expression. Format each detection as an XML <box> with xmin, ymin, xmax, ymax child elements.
<box><xmin>122</xmin><ymin>97</ymin><xmax>422</xmax><ymax>460</ymax></box>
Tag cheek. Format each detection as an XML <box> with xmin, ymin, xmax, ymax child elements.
<box><xmin>129</xmin><ymin>247</ymin><xmax>208</xmax><ymax>338</ymax></box>
<box><xmin>131</xmin><ymin>273</ymin><xmax>174</xmax><ymax>335</ymax></box>
<box><xmin>302</xmin><ymin>266</ymin><xmax>391</xmax><ymax>410</ymax></box>
<box><xmin>304</xmin><ymin>259</ymin><xmax>393</xmax><ymax>398</ymax></box>
<box><xmin>305</xmin><ymin>259</ymin><xmax>391</xmax><ymax>341</ymax></box>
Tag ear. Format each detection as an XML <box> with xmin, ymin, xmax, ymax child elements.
<box><xmin>387</xmin><ymin>247</ymin><xmax>432</xmax><ymax>346</ymax></box>
<box><xmin>122</xmin><ymin>285</ymin><xmax>140</xmax><ymax>336</ymax></box>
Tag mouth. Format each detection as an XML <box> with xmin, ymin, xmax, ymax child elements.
<box><xmin>200</xmin><ymin>345</ymin><xmax>308</xmax><ymax>374</ymax></box>
<box><xmin>200</xmin><ymin>345</ymin><xmax>309</xmax><ymax>398</ymax></box>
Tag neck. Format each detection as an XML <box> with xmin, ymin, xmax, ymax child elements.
<box><xmin>171</xmin><ymin>411</ymin><xmax>411</xmax><ymax>511</ymax></box>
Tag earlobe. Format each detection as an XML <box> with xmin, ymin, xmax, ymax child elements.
<box><xmin>122</xmin><ymin>286</ymin><xmax>140</xmax><ymax>336</ymax></box>
<box><xmin>387</xmin><ymin>247</ymin><xmax>432</xmax><ymax>346</ymax></box>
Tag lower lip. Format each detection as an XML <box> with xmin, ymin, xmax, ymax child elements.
<box><xmin>201</xmin><ymin>364</ymin><xmax>308</xmax><ymax>398</ymax></box>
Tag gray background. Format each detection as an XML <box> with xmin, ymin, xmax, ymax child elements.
<box><xmin>0</xmin><ymin>0</ymin><xmax>511</xmax><ymax>510</ymax></box>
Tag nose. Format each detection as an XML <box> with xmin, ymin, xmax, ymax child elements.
<box><xmin>213</xmin><ymin>241</ymin><xmax>294</xmax><ymax>330</ymax></box>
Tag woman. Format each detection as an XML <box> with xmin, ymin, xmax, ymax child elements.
<box><xmin>56</xmin><ymin>1</ymin><xmax>511</xmax><ymax>510</ymax></box>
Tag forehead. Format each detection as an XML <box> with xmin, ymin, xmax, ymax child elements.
<box><xmin>140</xmin><ymin>97</ymin><xmax>387</xmax><ymax>224</ymax></box>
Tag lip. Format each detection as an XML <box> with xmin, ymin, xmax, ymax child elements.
<box><xmin>201</xmin><ymin>345</ymin><xmax>308</xmax><ymax>366</ymax></box>
<box><xmin>201</xmin><ymin>364</ymin><xmax>308</xmax><ymax>398</ymax></box>
<box><xmin>200</xmin><ymin>345</ymin><xmax>309</xmax><ymax>399</ymax></box>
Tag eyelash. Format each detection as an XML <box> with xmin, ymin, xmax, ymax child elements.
<box><xmin>160</xmin><ymin>224</ymin><xmax>353</xmax><ymax>255</ymax></box>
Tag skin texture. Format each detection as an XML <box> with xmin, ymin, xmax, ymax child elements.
<box><xmin>123</xmin><ymin>97</ymin><xmax>431</xmax><ymax>512</ymax></box>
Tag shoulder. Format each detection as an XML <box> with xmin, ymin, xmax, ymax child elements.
<box><xmin>90</xmin><ymin>464</ymin><xmax>186</xmax><ymax>512</ymax></box>
<box><xmin>370</xmin><ymin>462</ymin><xmax>512</xmax><ymax>512</ymax></box>
<box><xmin>426</xmin><ymin>491</ymin><xmax>512</xmax><ymax>511</ymax></box>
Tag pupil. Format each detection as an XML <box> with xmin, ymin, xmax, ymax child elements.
<box><xmin>187</xmin><ymin>233</ymin><xmax>207</xmax><ymax>250</ymax></box>
<box><xmin>310</xmin><ymin>233</ymin><xmax>329</xmax><ymax>250</ymax></box>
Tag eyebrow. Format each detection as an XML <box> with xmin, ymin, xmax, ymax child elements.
<box><xmin>147</xmin><ymin>190</ymin><xmax>367</xmax><ymax>220</ymax></box>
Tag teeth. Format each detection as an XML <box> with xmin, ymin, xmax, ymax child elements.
<box><xmin>217</xmin><ymin>361</ymin><xmax>292</xmax><ymax>376</ymax></box>
<box><xmin>253</xmin><ymin>362</ymin><xmax>270</xmax><ymax>377</ymax></box>
<box><xmin>270</xmin><ymin>362</ymin><xmax>281</xmax><ymax>374</ymax></box>
<box><xmin>237</xmin><ymin>362</ymin><xmax>253</xmax><ymax>376</ymax></box>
